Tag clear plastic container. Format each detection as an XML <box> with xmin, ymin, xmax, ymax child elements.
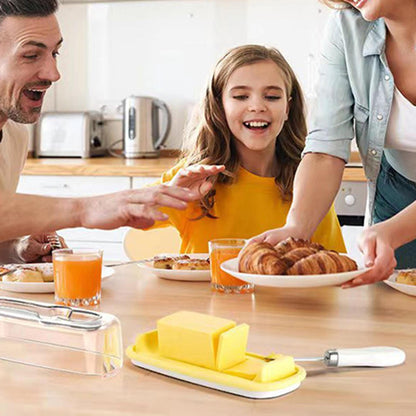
<box><xmin>0</xmin><ymin>297</ymin><xmax>123</xmax><ymax>377</ymax></box>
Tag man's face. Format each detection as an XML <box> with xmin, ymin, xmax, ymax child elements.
<box><xmin>0</xmin><ymin>15</ymin><xmax>62</xmax><ymax>125</ymax></box>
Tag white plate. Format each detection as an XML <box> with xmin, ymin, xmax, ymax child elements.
<box><xmin>137</xmin><ymin>253</ymin><xmax>210</xmax><ymax>282</ymax></box>
<box><xmin>221</xmin><ymin>258</ymin><xmax>367</xmax><ymax>288</ymax></box>
<box><xmin>384</xmin><ymin>271</ymin><xmax>416</xmax><ymax>297</ymax></box>
<box><xmin>0</xmin><ymin>265</ymin><xmax>114</xmax><ymax>294</ymax></box>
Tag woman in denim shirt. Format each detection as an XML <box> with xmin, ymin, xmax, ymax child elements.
<box><xmin>254</xmin><ymin>0</ymin><xmax>416</xmax><ymax>287</ymax></box>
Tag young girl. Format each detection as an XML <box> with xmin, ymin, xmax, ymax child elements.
<box><xmin>148</xmin><ymin>44</ymin><xmax>345</xmax><ymax>254</ymax></box>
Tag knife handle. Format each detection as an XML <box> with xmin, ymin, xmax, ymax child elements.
<box><xmin>325</xmin><ymin>347</ymin><xmax>406</xmax><ymax>367</ymax></box>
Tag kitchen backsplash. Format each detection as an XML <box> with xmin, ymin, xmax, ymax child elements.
<box><xmin>35</xmin><ymin>0</ymin><xmax>331</xmax><ymax>152</ymax></box>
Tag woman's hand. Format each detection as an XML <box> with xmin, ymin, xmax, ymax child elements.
<box><xmin>169</xmin><ymin>165</ymin><xmax>225</xmax><ymax>198</ymax></box>
<box><xmin>342</xmin><ymin>223</ymin><xmax>397</xmax><ymax>288</ymax></box>
<box><xmin>249</xmin><ymin>224</ymin><xmax>309</xmax><ymax>246</ymax></box>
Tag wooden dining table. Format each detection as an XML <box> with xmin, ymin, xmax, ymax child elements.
<box><xmin>0</xmin><ymin>264</ymin><xmax>414</xmax><ymax>415</ymax></box>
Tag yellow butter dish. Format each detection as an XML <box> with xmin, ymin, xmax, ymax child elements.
<box><xmin>126</xmin><ymin>311</ymin><xmax>306</xmax><ymax>399</ymax></box>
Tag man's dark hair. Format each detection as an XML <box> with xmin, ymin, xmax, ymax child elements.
<box><xmin>0</xmin><ymin>0</ymin><xmax>58</xmax><ymax>20</ymax></box>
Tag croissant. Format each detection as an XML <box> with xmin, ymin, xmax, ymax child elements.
<box><xmin>238</xmin><ymin>238</ymin><xmax>357</xmax><ymax>276</ymax></box>
<box><xmin>281</xmin><ymin>247</ymin><xmax>319</xmax><ymax>268</ymax></box>
<box><xmin>286</xmin><ymin>251</ymin><xmax>357</xmax><ymax>275</ymax></box>
<box><xmin>239</xmin><ymin>242</ymin><xmax>272</xmax><ymax>273</ymax></box>
<box><xmin>239</xmin><ymin>242</ymin><xmax>287</xmax><ymax>275</ymax></box>
<box><xmin>275</xmin><ymin>237</ymin><xmax>323</xmax><ymax>256</ymax></box>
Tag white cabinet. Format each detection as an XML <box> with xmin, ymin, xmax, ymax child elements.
<box><xmin>17</xmin><ymin>175</ymin><xmax>130</xmax><ymax>197</ymax></box>
<box><xmin>17</xmin><ymin>175</ymin><xmax>131</xmax><ymax>261</ymax></box>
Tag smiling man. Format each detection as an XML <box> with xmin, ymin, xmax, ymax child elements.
<box><xmin>0</xmin><ymin>8</ymin><xmax>61</xmax><ymax>125</ymax></box>
<box><xmin>0</xmin><ymin>0</ymin><xmax>63</xmax><ymax>262</ymax></box>
<box><xmin>0</xmin><ymin>0</ymin><xmax>198</xmax><ymax>257</ymax></box>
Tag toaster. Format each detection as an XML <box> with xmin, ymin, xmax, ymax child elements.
<box><xmin>35</xmin><ymin>111</ymin><xmax>106</xmax><ymax>158</ymax></box>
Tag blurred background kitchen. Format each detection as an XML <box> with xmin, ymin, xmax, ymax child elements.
<box><xmin>19</xmin><ymin>0</ymin><xmax>366</xmax><ymax>261</ymax></box>
<box><xmin>29</xmin><ymin>0</ymin><xmax>329</xmax><ymax>150</ymax></box>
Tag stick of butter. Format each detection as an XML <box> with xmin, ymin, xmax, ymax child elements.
<box><xmin>157</xmin><ymin>311</ymin><xmax>248</xmax><ymax>370</ymax></box>
<box><xmin>224</xmin><ymin>354</ymin><xmax>297</xmax><ymax>383</ymax></box>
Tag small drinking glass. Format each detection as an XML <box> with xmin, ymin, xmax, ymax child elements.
<box><xmin>53</xmin><ymin>249</ymin><xmax>103</xmax><ymax>306</ymax></box>
<box><xmin>209</xmin><ymin>238</ymin><xmax>254</xmax><ymax>294</ymax></box>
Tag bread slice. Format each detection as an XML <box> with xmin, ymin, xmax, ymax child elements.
<box><xmin>4</xmin><ymin>268</ymin><xmax>43</xmax><ymax>283</ymax></box>
<box><xmin>396</xmin><ymin>270</ymin><xmax>416</xmax><ymax>286</ymax></box>
<box><xmin>172</xmin><ymin>259</ymin><xmax>210</xmax><ymax>270</ymax></box>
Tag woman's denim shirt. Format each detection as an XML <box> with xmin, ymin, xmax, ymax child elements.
<box><xmin>303</xmin><ymin>9</ymin><xmax>394</xmax><ymax>224</ymax></box>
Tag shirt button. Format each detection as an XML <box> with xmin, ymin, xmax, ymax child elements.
<box><xmin>384</xmin><ymin>75</ymin><xmax>390</xmax><ymax>81</ymax></box>
<box><xmin>377</xmin><ymin>114</ymin><xmax>383</xmax><ymax>120</ymax></box>
<box><xmin>371</xmin><ymin>149</ymin><xmax>377</xmax><ymax>156</ymax></box>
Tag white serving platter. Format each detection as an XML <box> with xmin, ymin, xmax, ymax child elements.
<box><xmin>221</xmin><ymin>258</ymin><xmax>367</xmax><ymax>288</ymax></box>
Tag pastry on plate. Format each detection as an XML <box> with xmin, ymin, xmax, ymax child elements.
<box><xmin>172</xmin><ymin>258</ymin><xmax>210</xmax><ymax>271</ymax></box>
<box><xmin>37</xmin><ymin>264</ymin><xmax>54</xmax><ymax>282</ymax></box>
<box><xmin>396</xmin><ymin>270</ymin><xmax>416</xmax><ymax>286</ymax></box>
<box><xmin>286</xmin><ymin>250</ymin><xmax>357</xmax><ymax>275</ymax></box>
<box><xmin>238</xmin><ymin>238</ymin><xmax>357</xmax><ymax>276</ymax></box>
<box><xmin>0</xmin><ymin>266</ymin><xmax>12</xmax><ymax>281</ymax></box>
<box><xmin>239</xmin><ymin>242</ymin><xmax>287</xmax><ymax>275</ymax></box>
<box><xmin>275</xmin><ymin>237</ymin><xmax>323</xmax><ymax>256</ymax></box>
<box><xmin>153</xmin><ymin>255</ymin><xmax>190</xmax><ymax>269</ymax></box>
<box><xmin>3</xmin><ymin>267</ymin><xmax>43</xmax><ymax>283</ymax></box>
<box><xmin>153</xmin><ymin>256</ymin><xmax>177</xmax><ymax>269</ymax></box>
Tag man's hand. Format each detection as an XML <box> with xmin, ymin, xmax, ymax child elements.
<box><xmin>342</xmin><ymin>224</ymin><xmax>397</xmax><ymax>288</ymax></box>
<box><xmin>169</xmin><ymin>165</ymin><xmax>225</xmax><ymax>198</ymax></box>
<box><xmin>78</xmin><ymin>185</ymin><xmax>199</xmax><ymax>230</ymax></box>
<box><xmin>16</xmin><ymin>233</ymin><xmax>67</xmax><ymax>263</ymax></box>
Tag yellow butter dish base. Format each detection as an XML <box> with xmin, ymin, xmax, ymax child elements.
<box><xmin>126</xmin><ymin>311</ymin><xmax>306</xmax><ymax>399</ymax></box>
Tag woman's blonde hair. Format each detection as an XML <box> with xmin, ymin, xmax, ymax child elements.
<box><xmin>182</xmin><ymin>44</ymin><xmax>306</xmax><ymax>218</ymax></box>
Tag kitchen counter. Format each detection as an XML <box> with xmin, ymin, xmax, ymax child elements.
<box><xmin>22</xmin><ymin>156</ymin><xmax>180</xmax><ymax>177</ymax></box>
<box><xmin>22</xmin><ymin>156</ymin><xmax>367</xmax><ymax>181</ymax></box>
<box><xmin>0</xmin><ymin>265</ymin><xmax>414</xmax><ymax>415</ymax></box>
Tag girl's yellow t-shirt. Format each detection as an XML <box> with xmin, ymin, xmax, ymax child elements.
<box><xmin>148</xmin><ymin>161</ymin><xmax>346</xmax><ymax>254</ymax></box>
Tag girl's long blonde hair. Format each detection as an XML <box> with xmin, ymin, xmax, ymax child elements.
<box><xmin>182</xmin><ymin>45</ymin><xmax>306</xmax><ymax>218</ymax></box>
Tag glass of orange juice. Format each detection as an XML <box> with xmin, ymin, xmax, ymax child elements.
<box><xmin>53</xmin><ymin>249</ymin><xmax>103</xmax><ymax>306</ymax></box>
<box><xmin>209</xmin><ymin>238</ymin><xmax>253</xmax><ymax>294</ymax></box>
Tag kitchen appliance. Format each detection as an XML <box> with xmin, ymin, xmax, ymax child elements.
<box><xmin>122</xmin><ymin>95</ymin><xmax>171</xmax><ymax>158</ymax></box>
<box><xmin>335</xmin><ymin>177</ymin><xmax>367</xmax><ymax>226</ymax></box>
<box><xmin>35</xmin><ymin>111</ymin><xmax>105</xmax><ymax>158</ymax></box>
<box><xmin>335</xmin><ymin>168</ymin><xmax>368</xmax><ymax>267</ymax></box>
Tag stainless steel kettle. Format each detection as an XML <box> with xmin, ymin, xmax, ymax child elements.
<box><xmin>122</xmin><ymin>96</ymin><xmax>171</xmax><ymax>158</ymax></box>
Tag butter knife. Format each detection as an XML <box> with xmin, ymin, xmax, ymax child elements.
<box><xmin>294</xmin><ymin>346</ymin><xmax>406</xmax><ymax>367</ymax></box>
<box><xmin>105</xmin><ymin>259</ymin><xmax>152</xmax><ymax>267</ymax></box>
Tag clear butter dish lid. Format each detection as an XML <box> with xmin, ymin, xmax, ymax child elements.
<box><xmin>0</xmin><ymin>297</ymin><xmax>123</xmax><ymax>377</ymax></box>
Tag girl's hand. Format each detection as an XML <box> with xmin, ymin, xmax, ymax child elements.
<box><xmin>342</xmin><ymin>224</ymin><xmax>397</xmax><ymax>288</ymax></box>
<box><xmin>169</xmin><ymin>165</ymin><xmax>225</xmax><ymax>197</ymax></box>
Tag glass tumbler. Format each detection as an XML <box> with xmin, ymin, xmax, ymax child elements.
<box><xmin>53</xmin><ymin>249</ymin><xmax>103</xmax><ymax>306</ymax></box>
<box><xmin>209</xmin><ymin>238</ymin><xmax>254</xmax><ymax>294</ymax></box>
